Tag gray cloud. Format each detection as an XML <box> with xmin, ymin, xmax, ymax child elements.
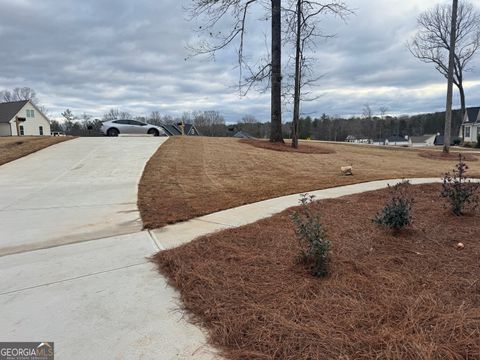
<box><xmin>0</xmin><ymin>0</ymin><xmax>479</xmax><ymax>122</ymax></box>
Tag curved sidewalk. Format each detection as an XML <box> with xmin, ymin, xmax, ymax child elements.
<box><xmin>151</xmin><ymin>177</ymin><xmax>445</xmax><ymax>249</ymax></box>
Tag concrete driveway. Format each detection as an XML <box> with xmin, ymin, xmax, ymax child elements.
<box><xmin>0</xmin><ymin>137</ymin><xmax>163</xmax><ymax>255</ymax></box>
<box><xmin>0</xmin><ymin>137</ymin><xmax>215</xmax><ymax>359</ymax></box>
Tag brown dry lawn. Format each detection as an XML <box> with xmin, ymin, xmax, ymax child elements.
<box><xmin>0</xmin><ymin>136</ymin><xmax>73</xmax><ymax>166</ymax></box>
<box><xmin>139</xmin><ymin>137</ymin><xmax>480</xmax><ymax>228</ymax></box>
<box><xmin>152</xmin><ymin>184</ymin><xmax>480</xmax><ymax>360</ymax></box>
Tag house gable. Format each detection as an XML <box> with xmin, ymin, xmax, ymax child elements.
<box><xmin>0</xmin><ymin>100</ymin><xmax>29</xmax><ymax>123</ymax></box>
<box><xmin>464</xmin><ymin>107</ymin><xmax>480</xmax><ymax>124</ymax></box>
<box><xmin>0</xmin><ymin>100</ymin><xmax>51</xmax><ymax>136</ymax></box>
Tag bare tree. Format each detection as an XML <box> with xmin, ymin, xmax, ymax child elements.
<box><xmin>148</xmin><ymin>111</ymin><xmax>163</xmax><ymax>125</ymax></box>
<box><xmin>193</xmin><ymin>110</ymin><xmax>226</xmax><ymax>136</ymax></box>
<box><xmin>188</xmin><ymin>0</ymin><xmax>284</xmax><ymax>142</ymax></box>
<box><xmin>408</xmin><ymin>1</ymin><xmax>480</xmax><ymax>119</ymax></box>
<box><xmin>61</xmin><ymin>109</ymin><xmax>76</xmax><ymax>121</ymax></box>
<box><xmin>241</xmin><ymin>114</ymin><xmax>258</xmax><ymax>124</ymax></box>
<box><xmin>444</xmin><ymin>0</ymin><xmax>459</xmax><ymax>153</ymax></box>
<box><xmin>102</xmin><ymin>109</ymin><xmax>133</xmax><ymax>121</ymax></box>
<box><xmin>379</xmin><ymin>106</ymin><xmax>388</xmax><ymax>119</ymax></box>
<box><xmin>287</xmin><ymin>1</ymin><xmax>351</xmax><ymax>148</ymax></box>
<box><xmin>362</xmin><ymin>104</ymin><xmax>373</xmax><ymax>120</ymax></box>
<box><xmin>0</xmin><ymin>87</ymin><xmax>39</xmax><ymax>104</ymax></box>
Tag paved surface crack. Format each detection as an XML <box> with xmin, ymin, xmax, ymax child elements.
<box><xmin>0</xmin><ymin>262</ymin><xmax>147</xmax><ymax>296</ymax></box>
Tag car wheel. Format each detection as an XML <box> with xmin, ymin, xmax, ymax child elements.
<box><xmin>107</xmin><ymin>128</ymin><xmax>119</xmax><ymax>137</ymax></box>
<box><xmin>148</xmin><ymin>128</ymin><xmax>159</xmax><ymax>136</ymax></box>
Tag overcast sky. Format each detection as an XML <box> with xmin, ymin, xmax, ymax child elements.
<box><xmin>0</xmin><ymin>0</ymin><xmax>479</xmax><ymax>122</ymax></box>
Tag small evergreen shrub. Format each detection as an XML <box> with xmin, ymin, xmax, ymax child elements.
<box><xmin>374</xmin><ymin>180</ymin><xmax>413</xmax><ymax>231</ymax></box>
<box><xmin>441</xmin><ymin>154</ymin><xmax>479</xmax><ymax>215</ymax></box>
<box><xmin>290</xmin><ymin>194</ymin><xmax>330</xmax><ymax>277</ymax></box>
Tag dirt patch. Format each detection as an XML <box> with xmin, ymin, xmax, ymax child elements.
<box><xmin>152</xmin><ymin>184</ymin><xmax>480</xmax><ymax>360</ymax></box>
<box><xmin>0</xmin><ymin>136</ymin><xmax>73</xmax><ymax>166</ymax></box>
<box><xmin>418</xmin><ymin>150</ymin><xmax>478</xmax><ymax>162</ymax></box>
<box><xmin>240</xmin><ymin>139</ymin><xmax>335</xmax><ymax>154</ymax></box>
<box><xmin>138</xmin><ymin>137</ymin><xmax>480</xmax><ymax>228</ymax></box>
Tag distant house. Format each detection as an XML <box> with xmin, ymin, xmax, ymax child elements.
<box><xmin>410</xmin><ymin>134</ymin><xmax>436</xmax><ymax>147</ymax></box>
<box><xmin>160</xmin><ymin>123</ymin><xmax>200</xmax><ymax>136</ymax></box>
<box><xmin>460</xmin><ymin>107</ymin><xmax>480</xmax><ymax>143</ymax></box>
<box><xmin>233</xmin><ymin>131</ymin><xmax>254</xmax><ymax>139</ymax></box>
<box><xmin>385</xmin><ymin>136</ymin><xmax>410</xmax><ymax>147</ymax></box>
<box><xmin>0</xmin><ymin>100</ymin><xmax>51</xmax><ymax>136</ymax></box>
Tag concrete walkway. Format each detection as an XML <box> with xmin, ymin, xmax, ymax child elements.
<box><xmin>150</xmin><ymin>177</ymin><xmax>443</xmax><ymax>250</ymax></box>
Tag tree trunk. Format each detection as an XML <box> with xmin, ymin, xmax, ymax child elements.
<box><xmin>458</xmin><ymin>82</ymin><xmax>466</xmax><ymax>141</ymax></box>
<box><xmin>444</xmin><ymin>0</ymin><xmax>458</xmax><ymax>154</ymax></box>
<box><xmin>291</xmin><ymin>0</ymin><xmax>302</xmax><ymax>148</ymax></box>
<box><xmin>270</xmin><ymin>0</ymin><xmax>284</xmax><ymax>143</ymax></box>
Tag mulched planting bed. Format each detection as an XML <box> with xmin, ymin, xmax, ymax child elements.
<box><xmin>418</xmin><ymin>151</ymin><xmax>478</xmax><ymax>162</ymax></box>
<box><xmin>152</xmin><ymin>184</ymin><xmax>480</xmax><ymax>360</ymax></box>
<box><xmin>240</xmin><ymin>139</ymin><xmax>335</xmax><ymax>154</ymax></box>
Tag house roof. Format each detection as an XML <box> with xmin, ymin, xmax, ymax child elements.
<box><xmin>386</xmin><ymin>136</ymin><xmax>408</xmax><ymax>142</ymax></box>
<box><xmin>233</xmin><ymin>131</ymin><xmax>254</xmax><ymax>139</ymax></box>
<box><xmin>0</xmin><ymin>100</ymin><xmax>29</xmax><ymax>123</ymax></box>
<box><xmin>184</xmin><ymin>123</ymin><xmax>199</xmax><ymax>136</ymax></box>
<box><xmin>160</xmin><ymin>124</ymin><xmax>182</xmax><ymax>136</ymax></box>
<box><xmin>464</xmin><ymin>107</ymin><xmax>480</xmax><ymax>124</ymax></box>
<box><xmin>161</xmin><ymin>123</ymin><xmax>199</xmax><ymax>136</ymax></box>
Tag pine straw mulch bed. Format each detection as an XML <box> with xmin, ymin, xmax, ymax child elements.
<box><xmin>152</xmin><ymin>184</ymin><xmax>480</xmax><ymax>360</ymax></box>
<box><xmin>239</xmin><ymin>139</ymin><xmax>335</xmax><ymax>154</ymax></box>
<box><xmin>418</xmin><ymin>151</ymin><xmax>478</xmax><ymax>162</ymax></box>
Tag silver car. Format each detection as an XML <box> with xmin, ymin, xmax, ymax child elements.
<box><xmin>101</xmin><ymin>119</ymin><xmax>166</xmax><ymax>137</ymax></box>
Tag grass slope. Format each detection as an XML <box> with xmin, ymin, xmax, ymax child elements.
<box><xmin>0</xmin><ymin>136</ymin><xmax>73</xmax><ymax>166</ymax></box>
<box><xmin>139</xmin><ymin>137</ymin><xmax>480</xmax><ymax>228</ymax></box>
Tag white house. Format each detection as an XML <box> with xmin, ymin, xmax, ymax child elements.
<box><xmin>460</xmin><ymin>107</ymin><xmax>480</xmax><ymax>143</ymax></box>
<box><xmin>409</xmin><ymin>134</ymin><xmax>436</xmax><ymax>147</ymax></box>
<box><xmin>0</xmin><ymin>100</ymin><xmax>51</xmax><ymax>136</ymax></box>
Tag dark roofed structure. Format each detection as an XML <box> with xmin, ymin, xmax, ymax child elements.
<box><xmin>183</xmin><ymin>123</ymin><xmax>200</xmax><ymax>136</ymax></box>
<box><xmin>160</xmin><ymin>123</ymin><xmax>200</xmax><ymax>136</ymax></box>
<box><xmin>161</xmin><ymin>124</ymin><xmax>182</xmax><ymax>136</ymax></box>
<box><xmin>233</xmin><ymin>131</ymin><xmax>254</xmax><ymax>139</ymax></box>
<box><xmin>0</xmin><ymin>100</ymin><xmax>29</xmax><ymax>123</ymax></box>
<box><xmin>464</xmin><ymin>107</ymin><xmax>480</xmax><ymax>124</ymax></box>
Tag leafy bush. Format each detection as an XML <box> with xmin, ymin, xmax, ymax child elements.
<box><xmin>475</xmin><ymin>142</ymin><xmax>480</xmax><ymax>149</ymax></box>
<box><xmin>441</xmin><ymin>154</ymin><xmax>479</xmax><ymax>215</ymax></box>
<box><xmin>374</xmin><ymin>180</ymin><xmax>413</xmax><ymax>231</ymax></box>
<box><xmin>290</xmin><ymin>194</ymin><xmax>330</xmax><ymax>277</ymax></box>
<box><xmin>452</xmin><ymin>137</ymin><xmax>462</xmax><ymax>146</ymax></box>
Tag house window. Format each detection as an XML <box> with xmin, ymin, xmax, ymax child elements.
<box><xmin>26</xmin><ymin>109</ymin><xmax>35</xmax><ymax>118</ymax></box>
<box><xmin>39</xmin><ymin>126</ymin><xmax>44</xmax><ymax>135</ymax></box>
<box><xmin>19</xmin><ymin>125</ymin><xmax>25</xmax><ymax>136</ymax></box>
<box><xmin>465</xmin><ymin>126</ymin><xmax>471</xmax><ymax>138</ymax></box>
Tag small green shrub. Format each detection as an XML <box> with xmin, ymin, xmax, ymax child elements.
<box><xmin>475</xmin><ymin>142</ymin><xmax>480</xmax><ymax>149</ymax></box>
<box><xmin>290</xmin><ymin>194</ymin><xmax>330</xmax><ymax>277</ymax></box>
<box><xmin>441</xmin><ymin>154</ymin><xmax>479</xmax><ymax>215</ymax></box>
<box><xmin>452</xmin><ymin>137</ymin><xmax>462</xmax><ymax>146</ymax></box>
<box><xmin>374</xmin><ymin>180</ymin><xmax>413</xmax><ymax>231</ymax></box>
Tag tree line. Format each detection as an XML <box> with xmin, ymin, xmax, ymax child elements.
<box><xmin>48</xmin><ymin>106</ymin><xmax>464</xmax><ymax>140</ymax></box>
